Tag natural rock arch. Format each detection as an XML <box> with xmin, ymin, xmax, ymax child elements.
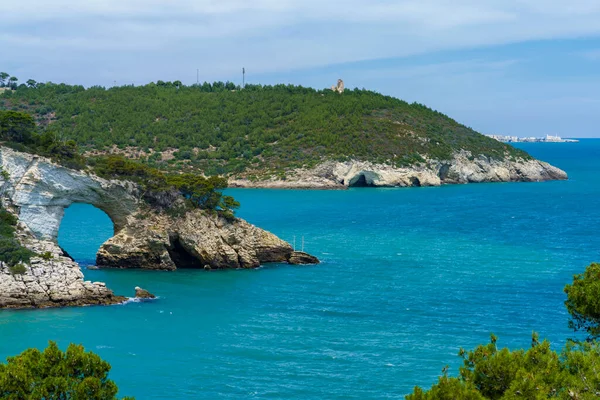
<box><xmin>0</xmin><ymin>149</ymin><xmax>138</xmax><ymax>240</ymax></box>
<box><xmin>0</xmin><ymin>147</ymin><xmax>319</xmax><ymax>309</ymax></box>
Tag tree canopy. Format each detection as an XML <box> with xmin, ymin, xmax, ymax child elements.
<box><xmin>408</xmin><ymin>262</ymin><xmax>600</xmax><ymax>399</ymax></box>
<box><xmin>564</xmin><ymin>262</ymin><xmax>600</xmax><ymax>341</ymax></box>
<box><xmin>0</xmin><ymin>341</ymin><xmax>132</xmax><ymax>399</ymax></box>
<box><xmin>407</xmin><ymin>334</ymin><xmax>600</xmax><ymax>400</ymax></box>
<box><xmin>0</xmin><ymin>77</ymin><xmax>530</xmax><ymax>177</ymax></box>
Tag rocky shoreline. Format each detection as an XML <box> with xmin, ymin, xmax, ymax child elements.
<box><xmin>96</xmin><ymin>209</ymin><xmax>317</xmax><ymax>270</ymax></box>
<box><xmin>0</xmin><ymin>232</ymin><xmax>125</xmax><ymax>309</ymax></box>
<box><xmin>0</xmin><ymin>147</ymin><xmax>319</xmax><ymax>310</ymax></box>
<box><xmin>229</xmin><ymin>152</ymin><xmax>568</xmax><ymax>189</ymax></box>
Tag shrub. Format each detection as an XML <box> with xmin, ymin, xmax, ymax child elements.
<box><xmin>407</xmin><ymin>334</ymin><xmax>600</xmax><ymax>399</ymax></box>
<box><xmin>8</xmin><ymin>263</ymin><xmax>26</xmax><ymax>275</ymax></box>
<box><xmin>0</xmin><ymin>341</ymin><xmax>133</xmax><ymax>399</ymax></box>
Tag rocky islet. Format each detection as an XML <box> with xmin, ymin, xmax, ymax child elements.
<box><xmin>0</xmin><ymin>147</ymin><xmax>319</xmax><ymax>309</ymax></box>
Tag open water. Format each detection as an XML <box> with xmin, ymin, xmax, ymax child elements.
<box><xmin>1</xmin><ymin>140</ymin><xmax>599</xmax><ymax>399</ymax></box>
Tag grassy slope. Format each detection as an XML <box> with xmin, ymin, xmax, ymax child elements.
<box><xmin>0</xmin><ymin>83</ymin><xmax>530</xmax><ymax>177</ymax></box>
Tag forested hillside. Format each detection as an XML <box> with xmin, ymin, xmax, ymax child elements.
<box><xmin>0</xmin><ymin>77</ymin><xmax>528</xmax><ymax>176</ymax></box>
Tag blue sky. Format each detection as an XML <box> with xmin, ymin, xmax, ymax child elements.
<box><xmin>2</xmin><ymin>0</ymin><xmax>600</xmax><ymax>137</ymax></box>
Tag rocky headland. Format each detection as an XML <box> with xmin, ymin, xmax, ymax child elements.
<box><xmin>96</xmin><ymin>210</ymin><xmax>310</xmax><ymax>270</ymax></box>
<box><xmin>229</xmin><ymin>152</ymin><xmax>568</xmax><ymax>189</ymax></box>
<box><xmin>0</xmin><ymin>147</ymin><xmax>318</xmax><ymax>309</ymax></box>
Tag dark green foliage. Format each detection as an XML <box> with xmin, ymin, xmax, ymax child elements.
<box><xmin>0</xmin><ymin>341</ymin><xmax>133</xmax><ymax>399</ymax></box>
<box><xmin>0</xmin><ymin>80</ymin><xmax>531</xmax><ymax>176</ymax></box>
<box><xmin>410</xmin><ymin>263</ymin><xmax>600</xmax><ymax>399</ymax></box>
<box><xmin>0</xmin><ymin>110</ymin><xmax>86</xmax><ymax>169</ymax></box>
<box><xmin>0</xmin><ymin>207</ymin><xmax>34</xmax><ymax>267</ymax></box>
<box><xmin>407</xmin><ymin>334</ymin><xmax>600</xmax><ymax>399</ymax></box>
<box><xmin>92</xmin><ymin>155</ymin><xmax>239</xmax><ymax>215</ymax></box>
<box><xmin>0</xmin><ymin>110</ymin><xmax>35</xmax><ymax>143</ymax></box>
<box><xmin>565</xmin><ymin>262</ymin><xmax>600</xmax><ymax>341</ymax></box>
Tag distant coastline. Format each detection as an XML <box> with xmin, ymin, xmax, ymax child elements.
<box><xmin>486</xmin><ymin>134</ymin><xmax>579</xmax><ymax>143</ymax></box>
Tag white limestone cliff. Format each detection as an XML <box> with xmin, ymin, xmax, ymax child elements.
<box><xmin>229</xmin><ymin>151</ymin><xmax>568</xmax><ymax>189</ymax></box>
<box><xmin>0</xmin><ymin>146</ymin><xmax>318</xmax><ymax>309</ymax></box>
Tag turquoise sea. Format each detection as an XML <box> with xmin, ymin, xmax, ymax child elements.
<box><xmin>1</xmin><ymin>140</ymin><xmax>599</xmax><ymax>399</ymax></box>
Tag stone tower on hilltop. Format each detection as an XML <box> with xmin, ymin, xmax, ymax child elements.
<box><xmin>331</xmin><ymin>79</ymin><xmax>344</xmax><ymax>94</ymax></box>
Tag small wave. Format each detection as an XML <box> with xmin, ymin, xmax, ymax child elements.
<box><xmin>117</xmin><ymin>297</ymin><xmax>160</xmax><ymax>305</ymax></box>
<box><xmin>96</xmin><ymin>345</ymin><xmax>114</xmax><ymax>349</ymax></box>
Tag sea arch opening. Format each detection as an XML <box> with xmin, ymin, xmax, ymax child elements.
<box><xmin>57</xmin><ymin>203</ymin><xmax>115</xmax><ymax>266</ymax></box>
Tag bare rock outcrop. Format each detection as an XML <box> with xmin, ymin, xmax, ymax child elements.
<box><xmin>0</xmin><ymin>232</ymin><xmax>125</xmax><ymax>309</ymax></box>
<box><xmin>96</xmin><ymin>210</ymin><xmax>300</xmax><ymax>270</ymax></box>
<box><xmin>0</xmin><ymin>146</ymin><xmax>319</xmax><ymax>309</ymax></box>
<box><xmin>0</xmin><ymin>147</ymin><xmax>138</xmax><ymax>240</ymax></box>
<box><xmin>134</xmin><ymin>287</ymin><xmax>156</xmax><ymax>299</ymax></box>
<box><xmin>288</xmin><ymin>251</ymin><xmax>320</xmax><ymax>265</ymax></box>
<box><xmin>229</xmin><ymin>151</ymin><xmax>568</xmax><ymax>189</ymax></box>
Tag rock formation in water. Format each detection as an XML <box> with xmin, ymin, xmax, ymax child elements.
<box><xmin>96</xmin><ymin>210</ymin><xmax>302</xmax><ymax>270</ymax></box>
<box><xmin>0</xmin><ymin>147</ymin><xmax>319</xmax><ymax>309</ymax></box>
<box><xmin>134</xmin><ymin>287</ymin><xmax>156</xmax><ymax>299</ymax></box>
<box><xmin>229</xmin><ymin>151</ymin><xmax>568</xmax><ymax>189</ymax></box>
<box><xmin>0</xmin><ymin>234</ymin><xmax>125</xmax><ymax>309</ymax></box>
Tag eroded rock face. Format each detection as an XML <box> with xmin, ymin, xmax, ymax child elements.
<box><xmin>0</xmin><ymin>146</ymin><xmax>319</xmax><ymax>309</ymax></box>
<box><xmin>97</xmin><ymin>210</ymin><xmax>297</xmax><ymax>270</ymax></box>
<box><xmin>0</xmin><ymin>147</ymin><xmax>139</xmax><ymax>240</ymax></box>
<box><xmin>0</xmin><ymin>231</ymin><xmax>125</xmax><ymax>309</ymax></box>
<box><xmin>288</xmin><ymin>251</ymin><xmax>320</xmax><ymax>265</ymax></box>
<box><xmin>229</xmin><ymin>151</ymin><xmax>568</xmax><ymax>189</ymax></box>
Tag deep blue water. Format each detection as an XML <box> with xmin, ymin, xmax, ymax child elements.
<box><xmin>1</xmin><ymin>140</ymin><xmax>599</xmax><ymax>399</ymax></box>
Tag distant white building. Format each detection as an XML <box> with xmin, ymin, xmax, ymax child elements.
<box><xmin>486</xmin><ymin>134</ymin><xmax>578</xmax><ymax>143</ymax></box>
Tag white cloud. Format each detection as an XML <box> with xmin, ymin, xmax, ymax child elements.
<box><xmin>2</xmin><ymin>0</ymin><xmax>600</xmax><ymax>84</ymax></box>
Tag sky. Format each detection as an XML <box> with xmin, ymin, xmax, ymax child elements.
<box><xmin>2</xmin><ymin>0</ymin><xmax>600</xmax><ymax>137</ymax></box>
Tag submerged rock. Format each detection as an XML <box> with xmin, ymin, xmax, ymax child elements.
<box><xmin>288</xmin><ymin>251</ymin><xmax>320</xmax><ymax>265</ymax></box>
<box><xmin>134</xmin><ymin>287</ymin><xmax>156</xmax><ymax>299</ymax></box>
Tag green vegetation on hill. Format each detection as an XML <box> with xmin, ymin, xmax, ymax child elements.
<box><xmin>0</xmin><ymin>76</ymin><xmax>530</xmax><ymax>176</ymax></box>
<box><xmin>0</xmin><ymin>341</ymin><xmax>132</xmax><ymax>399</ymax></box>
<box><xmin>0</xmin><ymin>110</ymin><xmax>239</xmax><ymax>217</ymax></box>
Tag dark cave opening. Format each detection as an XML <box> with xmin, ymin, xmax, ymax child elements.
<box><xmin>410</xmin><ymin>177</ymin><xmax>421</xmax><ymax>187</ymax></box>
<box><xmin>167</xmin><ymin>236</ymin><xmax>203</xmax><ymax>269</ymax></box>
<box><xmin>349</xmin><ymin>172</ymin><xmax>377</xmax><ymax>187</ymax></box>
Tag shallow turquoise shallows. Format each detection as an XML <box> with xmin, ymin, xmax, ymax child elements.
<box><xmin>1</xmin><ymin>140</ymin><xmax>600</xmax><ymax>399</ymax></box>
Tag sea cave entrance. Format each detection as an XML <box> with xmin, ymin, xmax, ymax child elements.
<box><xmin>348</xmin><ymin>171</ymin><xmax>379</xmax><ymax>187</ymax></box>
<box><xmin>57</xmin><ymin>203</ymin><xmax>115</xmax><ymax>266</ymax></box>
<box><xmin>167</xmin><ymin>235</ymin><xmax>205</xmax><ymax>269</ymax></box>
